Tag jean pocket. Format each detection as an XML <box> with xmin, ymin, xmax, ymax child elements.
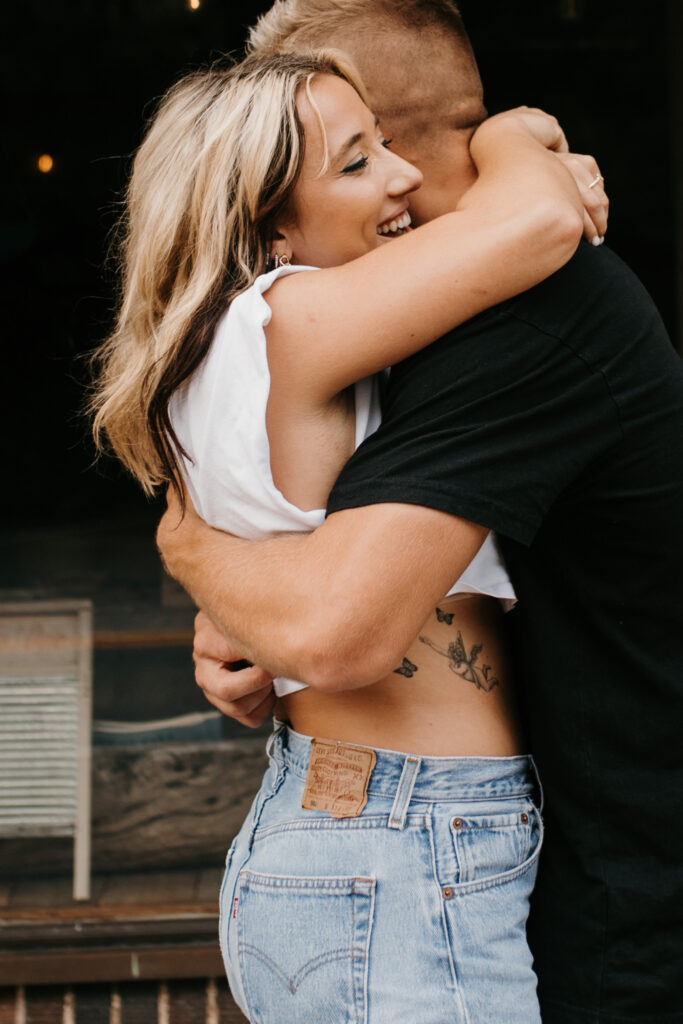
<box><xmin>451</xmin><ymin>803</ymin><xmax>543</xmax><ymax>893</ymax></box>
<box><xmin>235</xmin><ymin>871</ymin><xmax>375</xmax><ymax>1024</ymax></box>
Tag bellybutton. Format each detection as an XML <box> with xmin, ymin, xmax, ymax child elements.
<box><xmin>442</xmin><ymin>887</ymin><xmax>453</xmax><ymax>900</ymax></box>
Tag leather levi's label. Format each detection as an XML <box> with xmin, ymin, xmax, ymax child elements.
<box><xmin>301</xmin><ymin>738</ymin><xmax>377</xmax><ymax>819</ymax></box>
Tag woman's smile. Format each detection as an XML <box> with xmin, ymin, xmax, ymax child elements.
<box><xmin>377</xmin><ymin>209</ymin><xmax>412</xmax><ymax>236</ymax></box>
<box><xmin>273</xmin><ymin>74</ymin><xmax>422</xmax><ymax>268</ymax></box>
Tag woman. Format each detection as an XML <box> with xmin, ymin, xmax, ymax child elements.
<box><xmin>92</xmin><ymin>51</ymin><xmax>605</xmax><ymax>1023</ymax></box>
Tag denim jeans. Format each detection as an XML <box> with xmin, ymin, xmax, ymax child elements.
<box><xmin>220</xmin><ymin>724</ymin><xmax>543</xmax><ymax>1024</ymax></box>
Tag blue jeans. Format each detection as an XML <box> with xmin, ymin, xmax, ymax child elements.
<box><xmin>220</xmin><ymin>724</ymin><xmax>544</xmax><ymax>1023</ymax></box>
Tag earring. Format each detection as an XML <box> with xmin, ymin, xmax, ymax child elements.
<box><xmin>270</xmin><ymin>253</ymin><xmax>290</xmax><ymax>269</ymax></box>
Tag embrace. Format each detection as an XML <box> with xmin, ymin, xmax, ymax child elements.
<box><xmin>92</xmin><ymin>1</ymin><xmax>683</xmax><ymax>1021</ymax></box>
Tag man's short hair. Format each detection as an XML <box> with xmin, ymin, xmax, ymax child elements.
<box><xmin>247</xmin><ymin>0</ymin><xmax>468</xmax><ymax>57</ymax></box>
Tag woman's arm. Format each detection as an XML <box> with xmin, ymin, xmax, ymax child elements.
<box><xmin>265</xmin><ymin>108</ymin><xmax>589</xmax><ymax>405</ymax></box>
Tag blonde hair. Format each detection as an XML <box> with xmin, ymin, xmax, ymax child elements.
<box><xmin>90</xmin><ymin>51</ymin><xmax>367</xmax><ymax>494</ymax></box>
<box><xmin>247</xmin><ymin>0</ymin><xmax>467</xmax><ymax>58</ymax></box>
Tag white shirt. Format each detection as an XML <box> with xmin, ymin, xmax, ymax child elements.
<box><xmin>170</xmin><ymin>264</ymin><xmax>516</xmax><ymax>695</ymax></box>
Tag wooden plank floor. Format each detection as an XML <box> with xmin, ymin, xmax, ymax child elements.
<box><xmin>0</xmin><ymin>867</ymin><xmax>235</xmax><ymax>990</ymax></box>
<box><xmin>0</xmin><ymin>869</ymin><xmax>248</xmax><ymax>1018</ymax></box>
<box><xmin>0</xmin><ymin>979</ymin><xmax>248</xmax><ymax>1023</ymax></box>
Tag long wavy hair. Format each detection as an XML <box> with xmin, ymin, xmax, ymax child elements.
<box><xmin>90</xmin><ymin>50</ymin><xmax>368</xmax><ymax>494</ymax></box>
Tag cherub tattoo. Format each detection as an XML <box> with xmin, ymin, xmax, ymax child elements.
<box><xmin>419</xmin><ymin>620</ymin><xmax>500</xmax><ymax>692</ymax></box>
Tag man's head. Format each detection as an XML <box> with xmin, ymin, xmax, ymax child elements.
<box><xmin>247</xmin><ymin>0</ymin><xmax>486</xmax><ymax>224</ymax></box>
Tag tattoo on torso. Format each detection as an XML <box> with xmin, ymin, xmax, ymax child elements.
<box><xmin>394</xmin><ymin>657</ymin><xmax>418</xmax><ymax>678</ymax></box>
<box><xmin>393</xmin><ymin>607</ymin><xmax>500</xmax><ymax>692</ymax></box>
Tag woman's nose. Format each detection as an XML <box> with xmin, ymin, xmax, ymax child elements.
<box><xmin>388</xmin><ymin>152</ymin><xmax>423</xmax><ymax>197</ymax></box>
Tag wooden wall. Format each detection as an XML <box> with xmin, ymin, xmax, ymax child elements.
<box><xmin>0</xmin><ymin>739</ymin><xmax>267</xmax><ymax>878</ymax></box>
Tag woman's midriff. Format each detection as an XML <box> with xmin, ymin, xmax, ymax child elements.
<box><xmin>276</xmin><ymin>594</ymin><xmax>525</xmax><ymax>757</ymax></box>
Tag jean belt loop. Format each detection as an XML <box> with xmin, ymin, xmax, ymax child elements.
<box><xmin>265</xmin><ymin>717</ymin><xmax>287</xmax><ymax>765</ymax></box>
<box><xmin>388</xmin><ymin>755</ymin><xmax>422</xmax><ymax>830</ymax></box>
<box><xmin>529</xmin><ymin>755</ymin><xmax>544</xmax><ymax>813</ymax></box>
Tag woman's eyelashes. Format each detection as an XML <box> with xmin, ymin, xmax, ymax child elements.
<box><xmin>341</xmin><ymin>155</ymin><xmax>369</xmax><ymax>174</ymax></box>
<box><xmin>341</xmin><ymin>140</ymin><xmax>392</xmax><ymax>174</ymax></box>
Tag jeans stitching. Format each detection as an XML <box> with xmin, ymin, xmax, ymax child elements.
<box><xmin>352</xmin><ymin>883</ymin><xmax>360</xmax><ymax>1017</ymax></box>
<box><xmin>239</xmin><ymin>943</ymin><xmax>359</xmax><ymax>993</ymax></box>
<box><xmin>237</xmin><ymin>873</ymin><xmax>373</xmax><ymax>1021</ymax></box>
<box><xmin>240</xmin><ymin>872</ymin><xmax>373</xmax><ymax>891</ymax></box>
<box><xmin>284</xmin><ymin>760</ymin><xmax>535</xmax><ymax>801</ymax></box>
<box><xmin>449</xmin><ymin>804</ymin><xmax>544</xmax><ymax>895</ymax></box>
<box><xmin>252</xmin><ymin>814</ymin><xmax>427</xmax><ymax>841</ymax></box>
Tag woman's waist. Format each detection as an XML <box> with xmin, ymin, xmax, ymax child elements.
<box><xmin>271</xmin><ymin>723</ymin><xmax>537</xmax><ymax>805</ymax></box>
<box><xmin>277</xmin><ymin>679</ymin><xmax>524</xmax><ymax>756</ymax></box>
<box><xmin>278</xmin><ymin>594</ymin><xmax>524</xmax><ymax>757</ymax></box>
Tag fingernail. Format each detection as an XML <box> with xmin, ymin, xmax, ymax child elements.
<box><xmin>592</xmin><ymin>236</ymin><xmax>602</xmax><ymax>247</ymax></box>
<box><xmin>600</xmin><ymin>236</ymin><xmax>605</xmax><ymax>245</ymax></box>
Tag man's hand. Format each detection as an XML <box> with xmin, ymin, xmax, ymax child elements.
<box><xmin>193</xmin><ymin>611</ymin><xmax>275</xmax><ymax>728</ymax></box>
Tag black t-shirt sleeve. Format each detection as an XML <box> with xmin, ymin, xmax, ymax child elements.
<box><xmin>328</xmin><ymin>300</ymin><xmax>622</xmax><ymax>546</ymax></box>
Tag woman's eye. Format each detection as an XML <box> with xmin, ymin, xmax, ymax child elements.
<box><xmin>342</xmin><ymin>155</ymin><xmax>369</xmax><ymax>174</ymax></box>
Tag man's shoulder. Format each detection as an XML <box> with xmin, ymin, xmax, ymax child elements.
<box><xmin>507</xmin><ymin>240</ymin><xmax>658</xmax><ymax>339</ymax></box>
<box><xmin>453</xmin><ymin>242</ymin><xmax>654</xmax><ymax>341</ymax></box>
<box><xmin>389</xmin><ymin>240</ymin><xmax>676</xmax><ymax>410</ymax></box>
<box><xmin>399</xmin><ymin>241</ymin><xmax>666</xmax><ymax>366</ymax></box>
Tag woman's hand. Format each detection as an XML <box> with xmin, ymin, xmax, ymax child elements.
<box><xmin>477</xmin><ymin>106</ymin><xmax>569</xmax><ymax>153</ymax></box>
<box><xmin>472</xmin><ymin>108</ymin><xmax>608</xmax><ymax>244</ymax></box>
<box><xmin>554</xmin><ymin>151</ymin><xmax>608</xmax><ymax>244</ymax></box>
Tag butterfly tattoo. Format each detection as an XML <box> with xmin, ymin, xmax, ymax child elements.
<box><xmin>394</xmin><ymin>657</ymin><xmax>419</xmax><ymax>678</ymax></box>
<box><xmin>435</xmin><ymin>607</ymin><xmax>454</xmax><ymax>625</ymax></box>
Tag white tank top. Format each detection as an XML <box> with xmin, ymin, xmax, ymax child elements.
<box><xmin>170</xmin><ymin>264</ymin><xmax>516</xmax><ymax>695</ymax></box>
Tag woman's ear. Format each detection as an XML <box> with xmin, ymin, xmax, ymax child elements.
<box><xmin>269</xmin><ymin>225</ymin><xmax>294</xmax><ymax>266</ymax></box>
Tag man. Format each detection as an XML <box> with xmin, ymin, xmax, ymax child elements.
<box><xmin>157</xmin><ymin>2</ymin><xmax>683</xmax><ymax>1021</ymax></box>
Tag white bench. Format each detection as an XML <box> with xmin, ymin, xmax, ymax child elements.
<box><xmin>0</xmin><ymin>600</ymin><xmax>93</xmax><ymax>900</ymax></box>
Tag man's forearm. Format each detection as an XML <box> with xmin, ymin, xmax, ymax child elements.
<box><xmin>159</xmin><ymin>512</ymin><xmax>317</xmax><ymax>677</ymax></box>
<box><xmin>158</xmin><ymin>501</ymin><xmax>487</xmax><ymax>691</ymax></box>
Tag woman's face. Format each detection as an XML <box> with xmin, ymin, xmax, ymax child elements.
<box><xmin>275</xmin><ymin>74</ymin><xmax>423</xmax><ymax>268</ymax></box>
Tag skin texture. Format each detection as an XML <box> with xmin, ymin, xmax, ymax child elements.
<box><xmin>263</xmin><ymin>83</ymin><xmax>587</xmax><ymax>520</ymax></box>
<box><xmin>273</xmin><ymin>76</ymin><xmax>423</xmax><ymax>268</ymax></box>
<box><xmin>322</xmin><ymin>23</ymin><xmax>487</xmax><ymax>225</ymax></box>
<box><xmin>261</xmin><ymin>94</ymin><xmax>586</xmax><ymax>408</ymax></box>
<box><xmin>157</xmin><ymin>24</ymin><xmax>609</xmax><ymax>728</ymax></box>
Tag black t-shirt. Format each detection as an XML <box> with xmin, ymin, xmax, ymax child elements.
<box><xmin>328</xmin><ymin>242</ymin><xmax>683</xmax><ymax>1023</ymax></box>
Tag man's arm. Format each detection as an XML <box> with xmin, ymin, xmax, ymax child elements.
<box><xmin>157</xmin><ymin>491</ymin><xmax>487</xmax><ymax>692</ymax></box>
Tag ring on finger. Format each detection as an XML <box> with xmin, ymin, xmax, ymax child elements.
<box><xmin>588</xmin><ymin>173</ymin><xmax>604</xmax><ymax>189</ymax></box>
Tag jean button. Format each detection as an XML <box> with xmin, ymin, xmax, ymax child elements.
<box><xmin>453</xmin><ymin>817</ymin><xmax>463</xmax><ymax>829</ymax></box>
